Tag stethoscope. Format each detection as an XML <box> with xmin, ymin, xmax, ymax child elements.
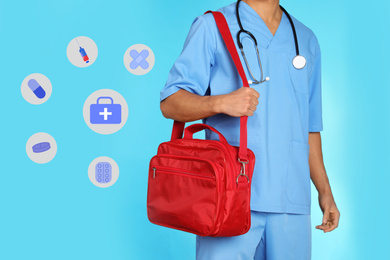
<box><xmin>236</xmin><ymin>0</ymin><xmax>306</xmax><ymax>84</ymax></box>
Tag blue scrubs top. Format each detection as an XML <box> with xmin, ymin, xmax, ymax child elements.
<box><xmin>160</xmin><ymin>2</ymin><xmax>323</xmax><ymax>214</ymax></box>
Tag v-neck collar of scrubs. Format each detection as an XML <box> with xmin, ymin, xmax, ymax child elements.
<box><xmin>238</xmin><ymin>1</ymin><xmax>288</xmax><ymax>49</ymax></box>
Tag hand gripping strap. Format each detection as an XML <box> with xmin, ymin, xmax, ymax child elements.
<box><xmin>171</xmin><ymin>11</ymin><xmax>250</xmax><ymax>161</ymax></box>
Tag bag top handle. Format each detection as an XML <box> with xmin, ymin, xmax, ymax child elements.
<box><xmin>183</xmin><ymin>123</ymin><xmax>229</xmax><ymax>144</ymax></box>
<box><xmin>171</xmin><ymin>11</ymin><xmax>250</xmax><ymax>162</ymax></box>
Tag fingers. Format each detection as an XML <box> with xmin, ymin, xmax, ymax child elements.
<box><xmin>315</xmin><ymin>209</ymin><xmax>331</xmax><ymax>232</ymax></box>
<box><xmin>316</xmin><ymin>210</ymin><xmax>341</xmax><ymax>233</ymax></box>
<box><xmin>248</xmin><ymin>89</ymin><xmax>260</xmax><ymax>113</ymax></box>
<box><xmin>250</xmin><ymin>88</ymin><xmax>260</xmax><ymax>99</ymax></box>
<box><xmin>228</xmin><ymin>87</ymin><xmax>260</xmax><ymax>117</ymax></box>
<box><xmin>323</xmin><ymin>211</ymin><xmax>340</xmax><ymax>233</ymax></box>
<box><xmin>241</xmin><ymin>89</ymin><xmax>259</xmax><ymax>116</ymax></box>
<box><xmin>322</xmin><ymin>209</ymin><xmax>330</xmax><ymax>226</ymax></box>
<box><xmin>315</xmin><ymin>223</ymin><xmax>330</xmax><ymax>231</ymax></box>
<box><xmin>322</xmin><ymin>221</ymin><xmax>336</xmax><ymax>232</ymax></box>
<box><xmin>333</xmin><ymin>210</ymin><xmax>340</xmax><ymax>228</ymax></box>
<box><xmin>250</xmin><ymin>97</ymin><xmax>259</xmax><ymax>106</ymax></box>
<box><xmin>315</xmin><ymin>221</ymin><xmax>332</xmax><ymax>231</ymax></box>
<box><xmin>241</xmin><ymin>86</ymin><xmax>260</xmax><ymax>99</ymax></box>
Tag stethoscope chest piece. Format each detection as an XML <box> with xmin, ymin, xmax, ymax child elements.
<box><xmin>292</xmin><ymin>55</ymin><xmax>306</xmax><ymax>70</ymax></box>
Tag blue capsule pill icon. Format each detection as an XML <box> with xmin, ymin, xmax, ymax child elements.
<box><xmin>28</xmin><ymin>79</ymin><xmax>46</xmax><ymax>99</ymax></box>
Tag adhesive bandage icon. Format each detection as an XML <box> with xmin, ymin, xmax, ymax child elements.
<box><xmin>123</xmin><ymin>44</ymin><xmax>155</xmax><ymax>75</ymax></box>
<box><xmin>130</xmin><ymin>49</ymin><xmax>149</xmax><ymax>69</ymax></box>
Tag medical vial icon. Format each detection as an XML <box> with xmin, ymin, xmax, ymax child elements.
<box><xmin>124</xmin><ymin>44</ymin><xmax>155</xmax><ymax>75</ymax></box>
<box><xmin>95</xmin><ymin>162</ymin><xmax>112</xmax><ymax>183</ymax></box>
<box><xmin>21</xmin><ymin>73</ymin><xmax>52</xmax><ymax>105</ymax></box>
<box><xmin>88</xmin><ymin>157</ymin><xmax>119</xmax><ymax>188</ymax></box>
<box><xmin>67</xmin><ymin>36</ymin><xmax>97</xmax><ymax>67</ymax></box>
<box><xmin>83</xmin><ymin>89</ymin><xmax>128</xmax><ymax>135</ymax></box>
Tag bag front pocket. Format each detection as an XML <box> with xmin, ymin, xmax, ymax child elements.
<box><xmin>285</xmin><ymin>141</ymin><xmax>311</xmax><ymax>206</ymax></box>
<box><xmin>147</xmin><ymin>154</ymin><xmax>222</xmax><ymax>236</ymax></box>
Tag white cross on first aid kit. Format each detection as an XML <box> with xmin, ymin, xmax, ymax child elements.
<box><xmin>90</xmin><ymin>96</ymin><xmax>122</xmax><ymax>124</ymax></box>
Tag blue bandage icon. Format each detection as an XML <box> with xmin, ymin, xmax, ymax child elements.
<box><xmin>130</xmin><ymin>49</ymin><xmax>149</xmax><ymax>69</ymax></box>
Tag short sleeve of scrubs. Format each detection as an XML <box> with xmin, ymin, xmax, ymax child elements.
<box><xmin>308</xmin><ymin>40</ymin><xmax>323</xmax><ymax>132</ymax></box>
<box><xmin>160</xmin><ymin>15</ymin><xmax>215</xmax><ymax>102</ymax></box>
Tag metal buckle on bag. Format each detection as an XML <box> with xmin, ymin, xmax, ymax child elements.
<box><xmin>153</xmin><ymin>167</ymin><xmax>156</xmax><ymax>179</ymax></box>
<box><xmin>237</xmin><ymin>158</ymin><xmax>250</xmax><ymax>184</ymax></box>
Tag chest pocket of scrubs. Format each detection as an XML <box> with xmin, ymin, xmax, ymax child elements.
<box><xmin>287</xmin><ymin>50</ymin><xmax>310</xmax><ymax>94</ymax></box>
<box><xmin>285</xmin><ymin>141</ymin><xmax>311</xmax><ymax>206</ymax></box>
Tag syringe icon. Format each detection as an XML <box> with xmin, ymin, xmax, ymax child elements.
<box><xmin>75</xmin><ymin>38</ymin><xmax>89</xmax><ymax>63</ymax></box>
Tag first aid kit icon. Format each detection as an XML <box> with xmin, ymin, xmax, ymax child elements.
<box><xmin>83</xmin><ymin>89</ymin><xmax>128</xmax><ymax>134</ymax></box>
<box><xmin>90</xmin><ymin>97</ymin><xmax>121</xmax><ymax>124</ymax></box>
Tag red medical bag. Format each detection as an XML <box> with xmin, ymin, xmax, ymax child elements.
<box><xmin>147</xmin><ymin>11</ymin><xmax>255</xmax><ymax>237</ymax></box>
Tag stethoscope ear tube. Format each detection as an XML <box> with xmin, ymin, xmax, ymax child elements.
<box><xmin>279</xmin><ymin>5</ymin><xmax>307</xmax><ymax>69</ymax></box>
<box><xmin>279</xmin><ymin>5</ymin><xmax>299</xmax><ymax>56</ymax></box>
<box><xmin>235</xmin><ymin>0</ymin><xmax>306</xmax><ymax>79</ymax></box>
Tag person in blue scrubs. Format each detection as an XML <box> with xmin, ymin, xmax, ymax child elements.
<box><xmin>159</xmin><ymin>0</ymin><xmax>340</xmax><ymax>259</ymax></box>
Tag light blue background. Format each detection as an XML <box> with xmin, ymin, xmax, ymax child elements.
<box><xmin>0</xmin><ymin>0</ymin><xmax>388</xmax><ymax>259</ymax></box>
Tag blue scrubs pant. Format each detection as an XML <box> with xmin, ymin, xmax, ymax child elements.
<box><xmin>196</xmin><ymin>211</ymin><xmax>311</xmax><ymax>260</ymax></box>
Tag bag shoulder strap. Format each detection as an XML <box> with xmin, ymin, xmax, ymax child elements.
<box><xmin>171</xmin><ymin>10</ymin><xmax>250</xmax><ymax>161</ymax></box>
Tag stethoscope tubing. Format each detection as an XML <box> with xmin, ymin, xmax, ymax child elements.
<box><xmin>235</xmin><ymin>0</ymin><xmax>304</xmax><ymax>84</ymax></box>
<box><xmin>279</xmin><ymin>5</ymin><xmax>299</xmax><ymax>56</ymax></box>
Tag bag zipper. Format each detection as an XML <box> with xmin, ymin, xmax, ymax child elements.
<box><xmin>151</xmin><ymin>153</ymin><xmax>220</xmax><ymax>174</ymax></box>
<box><xmin>151</xmin><ymin>166</ymin><xmax>215</xmax><ymax>180</ymax></box>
